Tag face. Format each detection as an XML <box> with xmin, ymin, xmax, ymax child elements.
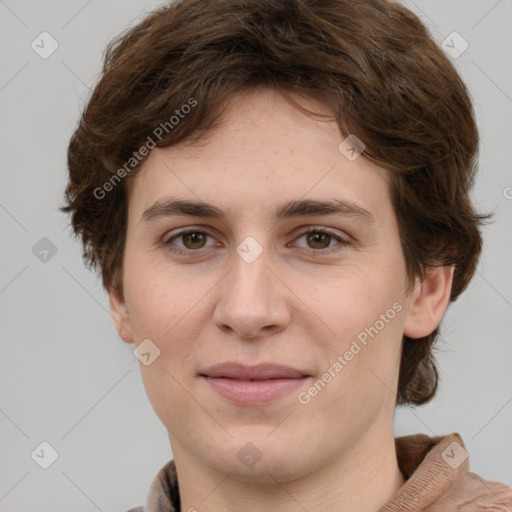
<box><xmin>111</xmin><ymin>87</ymin><xmax>451</xmax><ymax>482</ymax></box>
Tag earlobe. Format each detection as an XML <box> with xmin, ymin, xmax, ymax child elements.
<box><xmin>108</xmin><ymin>285</ymin><xmax>135</xmax><ymax>344</ymax></box>
<box><xmin>403</xmin><ymin>266</ymin><xmax>454</xmax><ymax>339</ymax></box>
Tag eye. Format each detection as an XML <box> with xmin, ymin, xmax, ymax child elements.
<box><xmin>162</xmin><ymin>229</ymin><xmax>218</xmax><ymax>255</ymax></box>
<box><xmin>290</xmin><ymin>227</ymin><xmax>350</xmax><ymax>253</ymax></box>
<box><xmin>162</xmin><ymin>226</ymin><xmax>351</xmax><ymax>256</ymax></box>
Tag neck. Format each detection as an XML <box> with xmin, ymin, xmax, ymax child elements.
<box><xmin>172</xmin><ymin>426</ymin><xmax>405</xmax><ymax>512</ymax></box>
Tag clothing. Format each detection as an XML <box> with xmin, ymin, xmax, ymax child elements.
<box><xmin>127</xmin><ymin>433</ymin><xmax>512</xmax><ymax>512</ymax></box>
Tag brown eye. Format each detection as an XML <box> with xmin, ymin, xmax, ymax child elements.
<box><xmin>306</xmin><ymin>232</ymin><xmax>332</xmax><ymax>250</ymax></box>
<box><xmin>291</xmin><ymin>227</ymin><xmax>351</xmax><ymax>254</ymax></box>
<box><xmin>163</xmin><ymin>229</ymin><xmax>216</xmax><ymax>254</ymax></box>
<box><xmin>182</xmin><ymin>232</ymin><xmax>207</xmax><ymax>250</ymax></box>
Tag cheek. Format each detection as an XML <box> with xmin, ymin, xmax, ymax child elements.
<box><xmin>124</xmin><ymin>271</ymin><xmax>205</xmax><ymax>427</ymax></box>
<box><xmin>138</xmin><ymin>362</ymin><xmax>200</xmax><ymax>440</ymax></box>
<box><xmin>308</xmin><ymin>263</ymin><xmax>406</xmax><ymax>341</ymax></box>
<box><xmin>302</xmin><ymin>306</ymin><xmax>405</xmax><ymax>434</ymax></box>
<box><xmin>123</xmin><ymin>250</ymin><xmax>197</xmax><ymax>340</ymax></box>
<box><xmin>306</xmin><ymin>264</ymin><xmax>407</xmax><ymax>397</ymax></box>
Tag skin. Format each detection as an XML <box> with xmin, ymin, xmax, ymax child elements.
<box><xmin>110</xmin><ymin>86</ymin><xmax>454</xmax><ymax>512</ymax></box>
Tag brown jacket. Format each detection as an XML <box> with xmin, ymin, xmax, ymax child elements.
<box><xmin>128</xmin><ymin>433</ymin><xmax>512</xmax><ymax>512</ymax></box>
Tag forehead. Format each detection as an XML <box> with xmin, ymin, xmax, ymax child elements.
<box><xmin>126</xmin><ymin>88</ymin><xmax>392</xmax><ymax>222</ymax></box>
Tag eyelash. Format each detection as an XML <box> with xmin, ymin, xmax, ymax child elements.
<box><xmin>161</xmin><ymin>226</ymin><xmax>351</xmax><ymax>256</ymax></box>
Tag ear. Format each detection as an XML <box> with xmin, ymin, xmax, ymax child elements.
<box><xmin>403</xmin><ymin>266</ymin><xmax>454</xmax><ymax>339</ymax></box>
<box><xmin>108</xmin><ymin>285</ymin><xmax>135</xmax><ymax>344</ymax></box>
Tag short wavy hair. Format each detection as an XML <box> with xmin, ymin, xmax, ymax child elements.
<box><xmin>61</xmin><ymin>0</ymin><xmax>488</xmax><ymax>406</ymax></box>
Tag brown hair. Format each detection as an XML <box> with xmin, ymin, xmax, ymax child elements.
<box><xmin>61</xmin><ymin>0</ymin><xmax>488</xmax><ymax>406</ymax></box>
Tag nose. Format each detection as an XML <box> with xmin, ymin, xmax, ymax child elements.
<box><xmin>212</xmin><ymin>244</ymin><xmax>291</xmax><ymax>340</ymax></box>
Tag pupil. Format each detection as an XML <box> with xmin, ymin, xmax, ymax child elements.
<box><xmin>309</xmin><ymin>233</ymin><xmax>329</xmax><ymax>249</ymax></box>
<box><xmin>186</xmin><ymin>233</ymin><xmax>204</xmax><ymax>248</ymax></box>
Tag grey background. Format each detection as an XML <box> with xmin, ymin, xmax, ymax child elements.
<box><xmin>0</xmin><ymin>0</ymin><xmax>511</xmax><ymax>510</ymax></box>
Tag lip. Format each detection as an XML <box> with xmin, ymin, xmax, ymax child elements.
<box><xmin>201</xmin><ymin>362</ymin><xmax>308</xmax><ymax>380</ymax></box>
<box><xmin>199</xmin><ymin>362</ymin><xmax>311</xmax><ymax>404</ymax></box>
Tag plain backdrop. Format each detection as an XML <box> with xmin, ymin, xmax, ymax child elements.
<box><xmin>0</xmin><ymin>1</ymin><xmax>511</xmax><ymax>510</ymax></box>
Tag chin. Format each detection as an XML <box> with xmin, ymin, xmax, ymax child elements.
<box><xmin>201</xmin><ymin>435</ymin><xmax>320</xmax><ymax>484</ymax></box>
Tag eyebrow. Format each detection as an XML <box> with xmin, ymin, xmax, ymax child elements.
<box><xmin>142</xmin><ymin>198</ymin><xmax>375</xmax><ymax>225</ymax></box>
<box><xmin>142</xmin><ymin>199</ymin><xmax>375</xmax><ymax>224</ymax></box>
